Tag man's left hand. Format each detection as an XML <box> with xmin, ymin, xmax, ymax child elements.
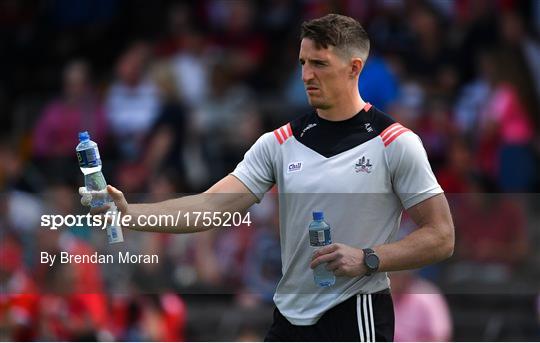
<box><xmin>310</xmin><ymin>243</ymin><xmax>367</xmax><ymax>277</ymax></box>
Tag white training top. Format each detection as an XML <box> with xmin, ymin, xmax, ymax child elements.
<box><xmin>232</xmin><ymin>103</ymin><xmax>443</xmax><ymax>325</ymax></box>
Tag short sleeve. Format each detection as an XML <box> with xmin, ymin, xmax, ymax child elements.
<box><xmin>231</xmin><ymin>132</ymin><xmax>277</xmax><ymax>202</ymax></box>
<box><xmin>385</xmin><ymin>132</ymin><xmax>443</xmax><ymax>209</ymax></box>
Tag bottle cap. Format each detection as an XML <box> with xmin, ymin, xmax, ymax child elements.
<box><xmin>78</xmin><ymin>131</ymin><xmax>90</xmax><ymax>142</ymax></box>
<box><xmin>312</xmin><ymin>211</ymin><xmax>324</xmax><ymax>220</ymax></box>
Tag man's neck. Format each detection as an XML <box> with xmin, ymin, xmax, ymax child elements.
<box><xmin>316</xmin><ymin>93</ymin><xmax>366</xmax><ymax>121</ymax></box>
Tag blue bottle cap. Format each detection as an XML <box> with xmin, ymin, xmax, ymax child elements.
<box><xmin>78</xmin><ymin>131</ymin><xmax>90</xmax><ymax>142</ymax></box>
<box><xmin>313</xmin><ymin>211</ymin><xmax>324</xmax><ymax>220</ymax></box>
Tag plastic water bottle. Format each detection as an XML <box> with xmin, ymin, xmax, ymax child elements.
<box><xmin>309</xmin><ymin>211</ymin><xmax>335</xmax><ymax>287</ymax></box>
<box><xmin>76</xmin><ymin>131</ymin><xmax>124</xmax><ymax>244</ymax></box>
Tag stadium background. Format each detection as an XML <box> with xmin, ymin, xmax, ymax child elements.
<box><xmin>1</xmin><ymin>0</ymin><xmax>539</xmax><ymax>341</ymax></box>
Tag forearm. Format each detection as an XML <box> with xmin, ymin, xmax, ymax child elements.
<box><xmin>309</xmin><ymin>195</ymin><xmax>455</xmax><ymax>277</ymax></box>
<box><xmin>127</xmin><ymin>192</ymin><xmax>249</xmax><ymax>233</ymax></box>
<box><xmin>96</xmin><ymin>175</ymin><xmax>257</xmax><ymax>234</ymax></box>
<box><xmin>375</xmin><ymin>224</ymin><xmax>454</xmax><ymax>273</ymax></box>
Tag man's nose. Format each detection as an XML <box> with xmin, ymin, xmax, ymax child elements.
<box><xmin>302</xmin><ymin>66</ymin><xmax>314</xmax><ymax>83</ymax></box>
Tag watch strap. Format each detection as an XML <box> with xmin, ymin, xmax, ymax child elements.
<box><xmin>363</xmin><ymin>248</ymin><xmax>374</xmax><ymax>255</ymax></box>
<box><xmin>362</xmin><ymin>248</ymin><xmax>378</xmax><ymax>276</ymax></box>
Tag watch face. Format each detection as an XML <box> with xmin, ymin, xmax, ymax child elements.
<box><xmin>365</xmin><ymin>254</ymin><xmax>379</xmax><ymax>269</ymax></box>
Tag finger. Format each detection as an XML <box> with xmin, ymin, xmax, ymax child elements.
<box><xmin>311</xmin><ymin>251</ymin><xmax>339</xmax><ymax>262</ymax></box>
<box><xmin>313</xmin><ymin>244</ymin><xmax>338</xmax><ymax>258</ymax></box>
<box><xmin>311</xmin><ymin>244</ymin><xmax>339</xmax><ymax>259</ymax></box>
<box><xmin>325</xmin><ymin>260</ymin><xmax>341</xmax><ymax>271</ymax></box>
<box><xmin>90</xmin><ymin>204</ymin><xmax>110</xmax><ymax>215</ymax></box>
<box><xmin>107</xmin><ymin>185</ymin><xmax>124</xmax><ymax>202</ymax></box>
<box><xmin>79</xmin><ymin>186</ymin><xmax>88</xmax><ymax>196</ymax></box>
<box><xmin>310</xmin><ymin>252</ymin><xmax>338</xmax><ymax>269</ymax></box>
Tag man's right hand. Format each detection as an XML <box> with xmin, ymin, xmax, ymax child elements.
<box><xmin>79</xmin><ymin>185</ymin><xmax>129</xmax><ymax>216</ymax></box>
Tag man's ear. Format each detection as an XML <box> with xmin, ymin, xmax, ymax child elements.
<box><xmin>350</xmin><ymin>58</ymin><xmax>364</xmax><ymax>79</ymax></box>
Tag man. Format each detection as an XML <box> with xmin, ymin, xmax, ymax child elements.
<box><xmin>85</xmin><ymin>14</ymin><xmax>454</xmax><ymax>341</ymax></box>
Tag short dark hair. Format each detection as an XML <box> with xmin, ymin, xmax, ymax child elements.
<box><xmin>300</xmin><ymin>14</ymin><xmax>370</xmax><ymax>62</ymax></box>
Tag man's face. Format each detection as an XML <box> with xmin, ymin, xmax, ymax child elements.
<box><xmin>299</xmin><ymin>38</ymin><xmax>352</xmax><ymax>110</ymax></box>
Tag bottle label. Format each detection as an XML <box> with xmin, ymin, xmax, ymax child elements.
<box><xmin>107</xmin><ymin>222</ymin><xmax>124</xmax><ymax>244</ymax></box>
<box><xmin>309</xmin><ymin>229</ymin><xmax>331</xmax><ymax>246</ymax></box>
<box><xmin>85</xmin><ymin>172</ymin><xmax>108</xmax><ymax>206</ymax></box>
<box><xmin>77</xmin><ymin>147</ymin><xmax>101</xmax><ymax>168</ymax></box>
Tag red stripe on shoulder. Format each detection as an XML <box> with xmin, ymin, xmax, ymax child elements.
<box><xmin>273</xmin><ymin>129</ymin><xmax>284</xmax><ymax>144</ymax></box>
<box><xmin>383</xmin><ymin>128</ymin><xmax>412</xmax><ymax>147</ymax></box>
<box><xmin>279</xmin><ymin>126</ymin><xmax>287</xmax><ymax>140</ymax></box>
<box><xmin>380</xmin><ymin>123</ymin><xmax>401</xmax><ymax>139</ymax></box>
<box><xmin>274</xmin><ymin>123</ymin><xmax>293</xmax><ymax>145</ymax></box>
<box><xmin>273</xmin><ymin>123</ymin><xmax>294</xmax><ymax>145</ymax></box>
<box><xmin>380</xmin><ymin>122</ymin><xmax>412</xmax><ymax>147</ymax></box>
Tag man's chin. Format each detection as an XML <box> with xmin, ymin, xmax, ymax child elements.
<box><xmin>308</xmin><ymin>99</ymin><xmax>329</xmax><ymax>109</ymax></box>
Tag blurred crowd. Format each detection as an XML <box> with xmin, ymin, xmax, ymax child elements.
<box><xmin>1</xmin><ymin>0</ymin><xmax>540</xmax><ymax>341</ymax></box>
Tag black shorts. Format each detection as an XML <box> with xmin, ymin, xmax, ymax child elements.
<box><xmin>265</xmin><ymin>290</ymin><xmax>394</xmax><ymax>342</ymax></box>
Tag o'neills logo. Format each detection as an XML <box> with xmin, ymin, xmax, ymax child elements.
<box><xmin>287</xmin><ymin>161</ymin><xmax>303</xmax><ymax>173</ymax></box>
<box><xmin>300</xmin><ymin>123</ymin><xmax>317</xmax><ymax>137</ymax></box>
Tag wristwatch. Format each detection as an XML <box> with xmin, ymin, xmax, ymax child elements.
<box><xmin>362</xmin><ymin>248</ymin><xmax>380</xmax><ymax>276</ymax></box>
